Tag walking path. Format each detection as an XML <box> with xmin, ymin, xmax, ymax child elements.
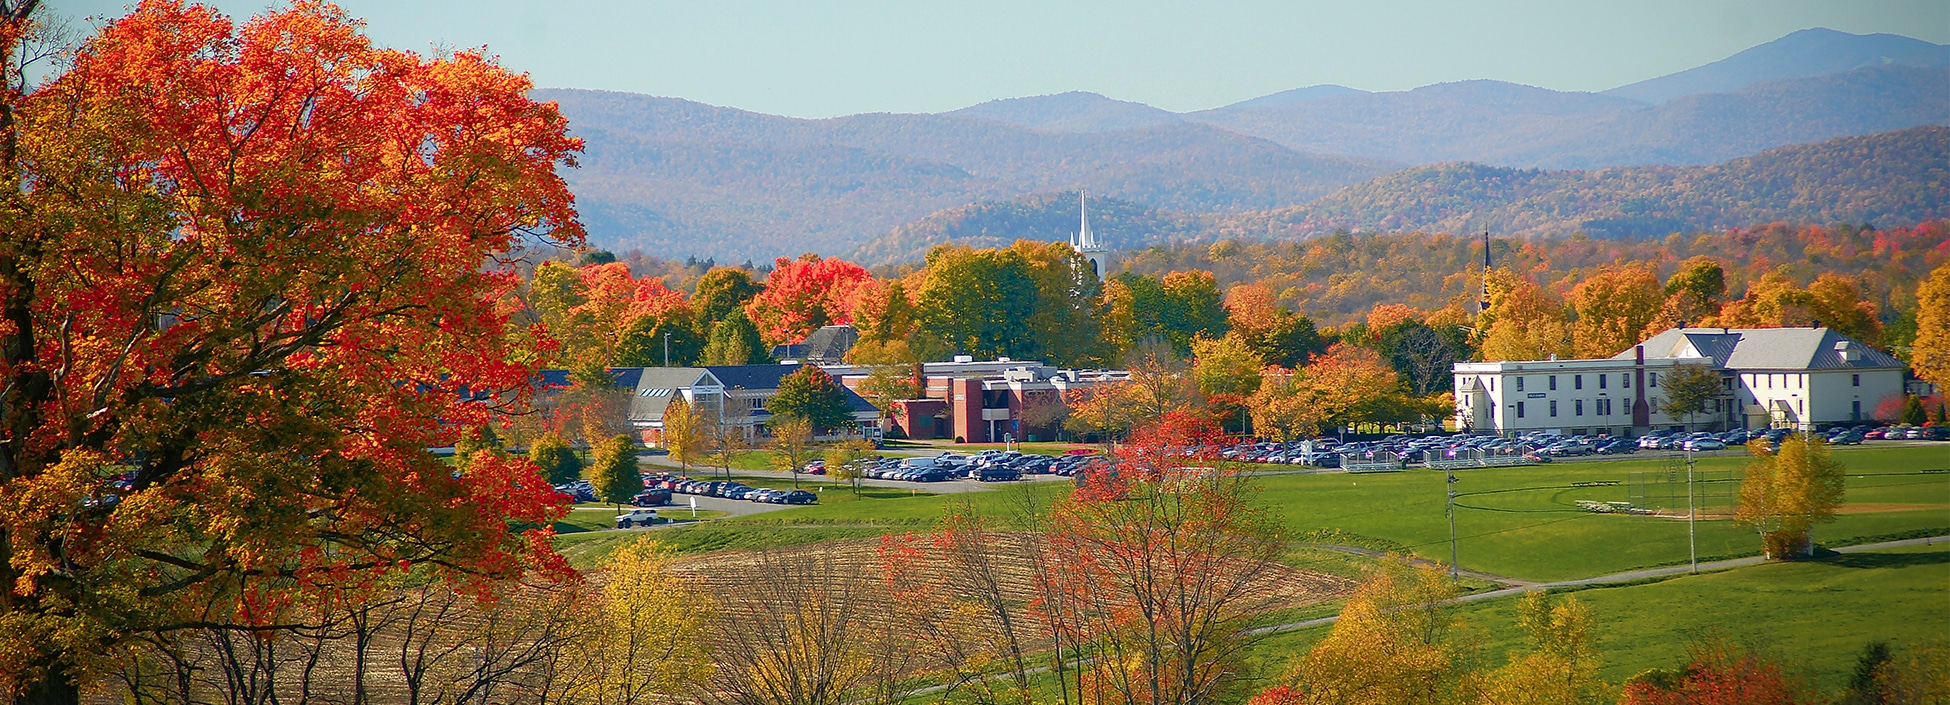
<box><xmin>1249</xmin><ymin>534</ymin><xmax>1950</xmax><ymax>635</ymax></box>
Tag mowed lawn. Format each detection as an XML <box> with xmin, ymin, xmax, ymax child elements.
<box><xmin>1252</xmin><ymin>445</ymin><xmax>1950</xmax><ymax>581</ymax></box>
<box><xmin>1246</xmin><ymin>542</ymin><xmax>1950</xmax><ymax>695</ymax></box>
<box><xmin>555</xmin><ymin>444</ymin><xmax>1949</xmax><ymax>579</ymax></box>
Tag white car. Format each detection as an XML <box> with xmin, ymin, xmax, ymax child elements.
<box><xmin>614</xmin><ymin>509</ymin><xmax>666</xmax><ymax>528</ymax></box>
<box><xmin>1683</xmin><ymin>439</ymin><xmax>1727</xmax><ymax>452</ymax></box>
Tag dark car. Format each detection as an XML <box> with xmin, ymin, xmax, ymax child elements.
<box><xmin>779</xmin><ymin>490</ymin><xmax>818</xmax><ymax>505</ymax></box>
<box><xmin>632</xmin><ymin>488</ymin><xmax>673</xmax><ymax>506</ymax></box>
<box><xmin>976</xmin><ymin>466</ymin><xmax>1021</xmax><ymax>482</ymax></box>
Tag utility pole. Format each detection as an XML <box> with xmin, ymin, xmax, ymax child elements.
<box><xmin>663</xmin><ymin>332</ymin><xmax>671</xmax><ymax>367</ymax></box>
<box><xmin>1447</xmin><ymin>467</ymin><xmax>1460</xmax><ymax>580</ymax></box>
<box><xmin>1687</xmin><ymin>448</ymin><xmax>1698</xmax><ymax>573</ymax></box>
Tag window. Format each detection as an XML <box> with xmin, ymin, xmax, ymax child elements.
<box><xmin>1852</xmin><ymin>400</ymin><xmax>1862</xmax><ymax>420</ymax></box>
<box><xmin>1599</xmin><ymin>374</ymin><xmax>1608</xmax><ymax>390</ymax></box>
<box><xmin>1516</xmin><ymin>402</ymin><xmax>1525</xmax><ymax>418</ymax></box>
<box><xmin>1852</xmin><ymin>374</ymin><xmax>1860</xmax><ymax>387</ymax></box>
<box><xmin>1623</xmin><ymin>374</ymin><xmax>1631</xmax><ymax>389</ymax></box>
<box><xmin>1575</xmin><ymin>399</ymin><xmax>1584</xmax><ymax>416</ymax></box>
<box><xmin>1575</xmin><ymin>374</ymin><xmax>1583</xmax><ymax>390</ymax></box>
<box><xmin>1650</xmin><ymin>372</ymin><xmax>1659</xmax><ymax>387</ymax></box>
<box><xmin>1550</xmin><ymin>400</ymin><xmax>1559</xmax><ymax>417</ymax></box>
<box><xmin>1549</xmin><ymin>375</ymin><xmax>1558</xmax><ymax>391</ymax></box>
<box><xmin>1515</xmin><ymin>376</ymin><xmax>1525</xmax><ymax>392</ymax></box>
<box><xmin>1488</xmin><ymin>377</ymin><xmax>1495</xmax><ymax>392</ymax></box>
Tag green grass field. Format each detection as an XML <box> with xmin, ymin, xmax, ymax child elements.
<box><xmin>560</xmin><ymin>445</ymin><xmax>1950</xmax><ymax>580</ymax></box>
<box><xmin>1246</xmin><ymin>542</ymin><xmax>1950</xmax><ymax>695</ymax></box>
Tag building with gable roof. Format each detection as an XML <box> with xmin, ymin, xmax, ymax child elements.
<box><xmin>1453</xmin><ymin>327</ymin><xmax>1907</xmax><ymax>435</ymax></box>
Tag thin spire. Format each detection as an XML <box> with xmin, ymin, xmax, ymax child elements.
<box><xmin>1078</xmin><ymin>188</ymin><xmax>1095</xmax><ymax>250</ymax></box>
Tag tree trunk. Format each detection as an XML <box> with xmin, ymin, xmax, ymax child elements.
<box><xmin>16</xmin><ymin>662</ymin><xmax>80</xmax><ymax>705</ymax></box>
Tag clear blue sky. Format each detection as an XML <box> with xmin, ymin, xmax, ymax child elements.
<box><xmin>46</xmin><ymin>0</ymin><xmax>1950</xmax><ymax>118</ymax></box>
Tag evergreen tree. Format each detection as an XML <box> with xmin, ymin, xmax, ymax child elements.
<box><xmin>589</xmin><ymin>434</ymin><xmax>643</xmax><ymax>508</ymax></box>
<box><xmin>1903</xmin><ymin>394</ymin><xmax>1928</xmax><ymax>426</ymax></box>
<box><xmin>528</xmin><ymin>432</ymin><xmax>582</xmax><ymax>485</ymax></box>
<box><xmin>701</xmin><ymin>309</ymin><xmax>771</xmax><ymax>366</ymax></box>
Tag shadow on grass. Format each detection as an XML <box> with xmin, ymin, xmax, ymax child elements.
<box><xmin>1821</xmin><ymin>549</ymin><xmax>1950</xmax><ymax>570</ymax></box>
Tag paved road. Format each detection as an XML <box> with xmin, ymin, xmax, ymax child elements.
<box><xmin>1250</xmin><ymin>534</ymin><xmax>1950</xmax><ymax>635</ymax></box>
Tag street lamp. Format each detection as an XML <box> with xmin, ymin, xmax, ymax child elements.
<box><xmin>663</xmin><ymin>332</ymin><xmax>670</xmax><ymax>367</ymax></box>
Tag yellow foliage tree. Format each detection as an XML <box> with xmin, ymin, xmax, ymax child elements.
<box><xmin>1298</xmin><ymin>559</ymin><xmax>1468</xmax><ymax>705</ymax></box>
<box><xmin>1909</xmin><ymin>263</ymin><xmax>1950</xmax><ymax>391</ymax></box>
<box><xmin>1570</xmin><ymin>264</ymin><xmax>1662</xmax><ymax>358</ymax></box>
<box><xmin>1479</xmin><ymin>270</ymin><xmax>1572</xmax><ymax>362</ymax></box>
<box><xmin>1735</xmin><ymin>434</ymin><xmax>1846</xmax><ymax>559</ymax></box>
<box><xmin>571</xmin><ymin>537</ymin><xmax>715</xmax><ymax>704</ymax></box>
<box><xmin>662</xmin><ymin>394</ymin><xmax>706</xmax><ymax>474</ymax></box>
<box><xmin>1478</xmin><ymin>592</ymin><xmax>1611</xmax><ymax>705</ymax></box>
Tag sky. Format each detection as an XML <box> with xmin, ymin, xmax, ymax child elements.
<box><xmin>45</xmin><ymin>0</ymin><xmax>1950</xmax><ymax>118</ymax></box>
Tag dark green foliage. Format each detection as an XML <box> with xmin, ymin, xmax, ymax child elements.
<box><xmin>588</xmin><ymin>434</ymin><xmax>641</xmax><ymax>506</ymax></box>
<box><xmin>528</xmin><ymin>433</ymin><xmax>582</xmax><ymax>485</ymax></box>
<box><xmin>1666</xmin><ymin>258</ymin><xmax>1728</xmax><ymax>301</ymax></box>
<box><xmin>1903</xmin><ymin>395</ymin><xmax>1927</xmax><ymax>426</ymax></box>
<box><xmin>1243</xmin><ymin>310</ymin><xmax>1329</xmax><ymax>368</ymax></box>
<box><xmin>1371</xmin><ymin>320</ymin><xmax>1476</xmax><ymax>396</ymax></box>
<box><xmin>1844</xmin><ymin>641</ymin><xmax>1891</xmax><ymax>704</ymax></box>
<box><xmin>1660</xmin><ymin>365</ymin><xmax>1726</xmax><ymax>427</ymax></box>
<box><xmin>700</xmin><ymin>310</ymin><xmax>771</xmax><ymax>366</ymax></box>
<box><xmin>914</xmin><ymin>246</ymin><xmax>1041</xmax><ymax>360</ymax></box>
<box><xmin>1113</xmin><ymin>271</ymin><xmax>1228</xmax><ymax>354</ymax></box>
<box><xmin>614</xmin><ymin>312</ymin><xmax>703</xmax><ymax>367</ymax></box>
<box><xmin>577</xmin><ymin>249</ymin><xmax>617</xmax><ymax>266</ymax></box>
<box><xmin>692</xmin><ymin>267</ymin><xmax>763</xmax><ymax>327</ymax></box>
<box><xmin>768</xmin><ymin>366</ymin><xmax>853</xmax><ymax>431</ymax></box>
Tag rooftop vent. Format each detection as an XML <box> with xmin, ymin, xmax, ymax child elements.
<box><xmin>953</xmin><ymin>354</ymin><xmax>974</xmax><ymax>364</ymax></box>
<box><xmin>1835</xmin><ymin>340</ymin><xmax>1859</xmax><ymax>361</ymax></box>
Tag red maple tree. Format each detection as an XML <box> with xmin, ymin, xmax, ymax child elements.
<box><xmin>0</xmin><ymin>1</ymin><xmax>580</xmax><ymax>698</ymax></box>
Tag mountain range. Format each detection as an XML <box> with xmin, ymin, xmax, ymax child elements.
<box><xmin>539</xmin><ymin>28</ymin><xmax>1950</xmax><ymax>263</ymax></box>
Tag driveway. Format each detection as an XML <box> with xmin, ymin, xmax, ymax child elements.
<box><xmin>637</xmin><ymin>453</ymin><xmax>1069</xmax><ymax>495</ymax></box>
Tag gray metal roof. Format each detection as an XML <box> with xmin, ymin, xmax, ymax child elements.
<box><xmin>1614</xmin><ymin>328</ymin><xmax>1904</xmax><ymax>370</ymax></box>
<box><xmin>619</xmin><ymin>368</ymin><xmax>721</xmax><ymax>424</ymax></box>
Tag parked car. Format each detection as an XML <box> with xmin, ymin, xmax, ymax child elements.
<box><xmin>614</xmin><ymin>509</ymin><xmax>666</xmax><ymax>528</ymax></box>
<box><xmin>779</xmin><ymin>490</ymin><xmax>818</xmax><ymax>505</ymax></box>
<box><xmin>1683</xmin><ymin>438</ymin><xmax>1726</xmax><ymax>452</ymax></box>
<box><xmin>632</xmin><ymin>488</ymin><xmax>673</xmax><ymax>506</ymax></box>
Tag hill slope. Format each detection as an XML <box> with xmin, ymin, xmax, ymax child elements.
<box><xmin>947</xmin><ymin>91</ymin><xmax>1183</xmax><ymax>132</ymax></box>
<box><xmin>535</xmin><ymin>89</ymin><xmax>1396</xmax><ymax>260</ymax></box>
<box><xmin>850</xmin><ymin>192</ymin><xmax>1209</xmax><ymax>266</ymax></box>
<box><xmin>1604</xmin><ymin>27</ymin><xmax>1950</xmax><ymax>104</ymax></box>
<box><xmin>1231</xmin><ymin>125</ymin><xmax>1950</xmax><ymax>239</ymax></box>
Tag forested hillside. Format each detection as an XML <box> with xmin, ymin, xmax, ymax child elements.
<box><xmin>1117</xmin><ymin>221</ymin><xmax>1948</xmax><ymax>327</ymax></box>
<box><xmin>1229</xmin><ymin>125</ymin><xmax>1949</xmax><ymax>241</ymax></box>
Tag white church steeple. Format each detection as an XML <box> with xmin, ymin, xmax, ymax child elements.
<box><xmin>1071</xmin><ymin>189</ymin><xmax>1110</xmax><ymax>281</ymax></box>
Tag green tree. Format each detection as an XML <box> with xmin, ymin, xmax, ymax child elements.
<box><xmin>1013</xmin><ymin>240</ymin><xmax>1111</xmax><ymax>368</ymax></box>
<box><xmin>1109</xmin><ymin>271</ymin><xmax>1229</xmax><ymax>354</ymax></box>
<box><xmin>1736</xmin><ymin>434</ymin><xmax>1846</xmax><ymax>559</ymax></box>
<box><xmin>614</xmin><ymin>311</ymin><xmax>703</xmax><ymax>367</ymax></box>
<box><xmin>914</xmin><ymin>245</ymin><xmax>1041</xmax><ymax>360</ymax></box>
<box><xmin>770</xmin><ymin>366</ymin><xmax>854</xmax><ymax>431</ymax></box>
<box><xmin>1664</xmin><ymin>256</ymin><xmax>1727</xmax><ymax>304</ymax></box>
<box><xmin>701</xmin><ymin>309</ymin><xmax>772</xmax><ymax>366</ymax></box>
<box><xmin>528</xmin><ymin>432</ymin><xmax>583</xmax><ymax>485</ymax></box>
<box><xmin>1659</xmin><ymin>364</ymin><xmax>1724</xmax><ymax>431</ymax></box>
<box><xmin>1903</xmin><ymin>394</ymin><xmax>1928</xmax><ymax>426</ymax></box>
<box><xmin>693</xmin><ymin>266</ymin><xmax>764</xmax><ymax>329</ymax></box>
<box><xmin>589</xmin><ymin>434</ymin><xmax>643</xmax><ymax>509</ymax></box>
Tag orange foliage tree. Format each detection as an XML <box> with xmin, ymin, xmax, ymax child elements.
<box><xmin>1620</xmin><ymin>635</ymin><xmax>1815</xmax><ymax>705</ymax></box>
<box><xmin>0</xmin><ymin>2</ymin><xmax>578</xmax><ymax>698</ymax></box>
<box><xmin>747</xmin><ymin>253</ymin><xmax>876</xmax><ymax>347</ymax></box>
<box><xmin>1480</xmin><ymin>269</ymin><xmax>1573</xmax><ymax>362</ymax></box>
<box><xmin>1570</xmin><ymin>264</ymin><xmax>1663</xmax><ymax>358</ymax></box>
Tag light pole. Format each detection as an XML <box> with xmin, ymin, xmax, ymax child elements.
<box><xmin>663</xmin><ymin>332</ymin><xmax>670</xmax><ymax>367</ymax></box>
<box><xmin>1447</xmin><ymin>467</ymin><xmax>1460</xmax><ymax>580</ymax></box>
<box><xmin>1687</xmin><ymin>447</ymin><xmax>1697</xmax><ymax>573</ymax></box>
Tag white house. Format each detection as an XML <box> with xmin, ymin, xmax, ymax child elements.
<box><xmin>1454</xmin><ymin>327</ymin><xmax>1906</xmax><ymax>436</ymax></box>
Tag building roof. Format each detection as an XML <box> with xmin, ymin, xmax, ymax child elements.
<box><xmin>706</xmin><ymin>364</ymin><xmax>879</xmax><ymax>415</ymax></box>
<box><xmin>621</xmin><ymin>367</ymin><xmax>721</xmax><ymax>424</ymax></box>
<box><xmin>772</xmin><ymin>325</ymin><xmax>858</xmax><ymax>364</ymax></box>
<box><xmin>1615</xmin><ymin>327</ymin><xmax>1905</xmax><ymax>370</ymax></box>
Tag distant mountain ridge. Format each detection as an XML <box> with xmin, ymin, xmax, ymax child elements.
<box><xmin>1604</xmin><ymin>27</ymin><xmax>1950</xmax><ymax>104</ymax></box>
<box><xmin>536</xmin><ymin>28</ymin><xmax>1950</xmax><ymax>260</ymax></box>
<box><xmin>860</xmin><ymin>126</ymin><xmax>1949</xmax><ymax>265</ymax></box>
